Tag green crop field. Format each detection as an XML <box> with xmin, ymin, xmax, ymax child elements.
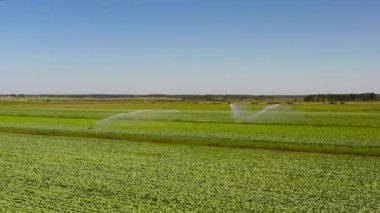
<box><xmin>0</xmin><ymin>98</ymin><xmax>379</xmax><ymax>212</ymax></box>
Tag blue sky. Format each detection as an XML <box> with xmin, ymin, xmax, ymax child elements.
<box><xmin>1</xmin><ymin>0</ymin><xmax>379</xmax><ymax>94</ymax></box>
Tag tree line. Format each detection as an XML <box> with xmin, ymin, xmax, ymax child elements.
<box><xmin>304</xmin><ymin>93</ymin><xmax>378</xmax><ymax>102</ymax></box>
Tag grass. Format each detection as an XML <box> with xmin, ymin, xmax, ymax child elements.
<box><xmin>0</xmin><ymin>99</ymin><xmax>379</xmax><ymax>211</ymax></box>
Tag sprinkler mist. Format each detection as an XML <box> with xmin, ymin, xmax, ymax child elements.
<box><xmin>229</xmin><ymin>103</ymin><xmax>280</xmax><ymax>122</ymax></box>
<box><xmin>229</xmin><ymin>104</ymin><xmax>242</xmax><ymax>121</ymax></box>
<box><xmin>247</xmin><ymin>104</ymin><xmax>280</xmax><ymax>121</ymax></box>
<box><xmin>88</xmin><ymin>109</ymin><xmax>179</xmax><ymax>129</ymax></box>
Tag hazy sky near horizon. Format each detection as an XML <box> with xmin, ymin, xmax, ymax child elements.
<box><xmin>1</xmin><ymin>0</ymin><xmax>379</xmax><ymax>95</ymax></box>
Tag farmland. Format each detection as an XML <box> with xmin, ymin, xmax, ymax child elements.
<box><xmin>0</xmin><ymin>98</ymin><xmax>379</xmax><ymax>211</ymax></box>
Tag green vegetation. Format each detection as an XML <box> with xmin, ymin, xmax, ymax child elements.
<box><xmin>0</xmin><ymin>98</ymin><xmax>379</xmax><ymax>211</ymax></box>
<box><xmin>304</xmin><ymin>93</ymin><xmax>378</xmax><ymax>102</ymax></box>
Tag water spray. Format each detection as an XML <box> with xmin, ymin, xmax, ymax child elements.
<box><xmin>229</xmin><ymin>103</ymin><xmax>281</xmax><ymax>122</ymax></box>
<box><xmin>89</xmin><ymin>109</ymin><xmax>179</xmax><ymax>129</ymax></box>
<box><xmin>246</xmin><ymin>104</ymin><xmax>280</xmax><ymax>122</ymax></box>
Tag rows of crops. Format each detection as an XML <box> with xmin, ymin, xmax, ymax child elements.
<box><xmin>1</xmin><ymin>103</ymin><xmax>380</xmax><ymax>127</ymax></box>
<box><xmin>0</xmin><ymin>103</ymin><xmax>379</xmax><ymax>155</ymax></box>
<box><xmin>0</xmin><ymin>99</ymin><xmax>379</xmax><ymax>211</ymax></box>
<box><xmin>0</xmin><ymin>133</ymin><xmax>378</xmax><ymax>212</ymax></box>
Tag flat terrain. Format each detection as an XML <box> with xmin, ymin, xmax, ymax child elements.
<box><xmin>0</xmin><ymin>98</ymin><xmax>379</xmax><ymax>211</ymax></box>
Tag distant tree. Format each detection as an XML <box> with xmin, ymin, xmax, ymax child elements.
<box><xmin>304</xmin><ymin>93</ymin><xmax>378</xmax><ymax>102</ymax></box>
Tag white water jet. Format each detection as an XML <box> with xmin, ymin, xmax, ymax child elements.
<box><xmin>229</xmin><ymin>104</ymin><xmax>243</xmax><ymax>120</ymax></box>
<box><xmin>90</xmin><ymin>109</ymin><xmax>180</xmax><ymax>129</ymax></box>
<box><xmin>247</xmin><ymin>104</ymin><xmax>280</xmax><ymax>122</ymax></box>
<box><xmin>97</xmin><ymin>110</ymin><xmax>151</xmax><ymax>124</ymax></box>
<box><xmin>230</xmin><ymin>103</ymin><xmax>281</xmax><ymax>122</ymax></box>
